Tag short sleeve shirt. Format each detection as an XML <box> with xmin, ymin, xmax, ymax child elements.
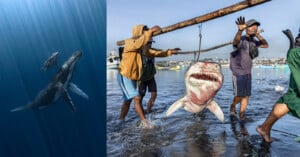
<box><xmin>230</xmin><ymin>36</ymin><xmax>261</xmax><ymax>75</ymax></box>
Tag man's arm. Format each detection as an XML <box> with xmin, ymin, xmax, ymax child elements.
<box><xmin>233</xmin><ymin>30</ymin><xmax>243</xmax><ymax>47</ymax></box>
<box><xmin>145</xmin><ymin>48</ymin><xmax>179</xmax><ymax>57</ymax></box>
<box><xmin>256</xmin><ymin>33</ymin><xmax>269</xmax><ymax>48</ymax></box>
<box><xmin>233</xmin><ymin>16</ymin><xmax>247</xmax><ymax>48</ymax></box>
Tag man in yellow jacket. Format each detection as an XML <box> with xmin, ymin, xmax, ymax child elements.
<box><xmin>117</xmin><ymin>24</ymin><xmax>179</xmax><ymax>128</ymax></box>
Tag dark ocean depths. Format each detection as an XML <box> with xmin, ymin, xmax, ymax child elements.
<box><xmin>107</xmin><ymin>65</ymin><xmax>300</xmax><ymax>157</ymax></box>
<box><xmin>0</xmin><ymin>0</ymin><xmax>106</xmax><ymax>157</ymax></box>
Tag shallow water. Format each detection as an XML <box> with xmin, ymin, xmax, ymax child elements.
<box><xmin>107</xmin><ymin>66</ymin><xmax>300</xmax><ymax>157</ymax></box>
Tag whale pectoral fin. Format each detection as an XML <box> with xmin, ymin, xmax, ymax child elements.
<box><xmin>206</xmin><ymin>100</ymin><xmax>225</xmax><ymax>123</ymax></box>
<box><xmin>166</xmin><ymin>97</ymin><xmax>187</xmax><ymax>117</ymax></box>
<box><xmin>10</xmin><ymin>102</ymin><xmax>33</xmax><ymax>112</ymax></box>
<box><xmin>60</xmin><ymin>88</ymin><xmax>76</xmax><ymax>112</ymax></box>
<box><xmin>69</xmin><ymin>83</ymin><xmax>89</xmax><ymax>99</ymax></box>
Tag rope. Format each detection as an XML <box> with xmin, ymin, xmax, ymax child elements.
<box><xmin>196</xmin><ymin>23</ymin><xmax>203</xmax><ymax>62</ymax></box>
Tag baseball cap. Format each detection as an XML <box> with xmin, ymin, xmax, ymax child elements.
<box><xmin>246</xmin><ymin>19</ymin><xmax>260</xmax><ymax>27</ymax></box>
<box><xmin>143</xmin><ymin>25</ymin><xmax>149</xmax><ymax>31</ymax></box>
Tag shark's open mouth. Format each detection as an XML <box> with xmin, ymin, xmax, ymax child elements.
<box><xmin>190</xmin><ymin>73</ymin><xmax>219</xmax><ymax>82</ymax></box>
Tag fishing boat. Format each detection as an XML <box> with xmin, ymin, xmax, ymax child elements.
<box><xmin>107</xmin><ymin>55</ymin><xmax>120</xmax><ymax>69</ymax></box>
<box><xmin>169</xmin><ymin>65</ymin><xmax>181</xmax><ymax>71</ymax></box>
<box><xmin>156</xmin><ymin>62</ymin><xmax>181</xmax><ymax>71</ymax></box>
<box><xmin>258</xmin><ymin>63</ymin><xmax>288</xmax><ymax>69</ymax></box>
<box><xmin>258</xmin><ymin>64</ymin><xmax>275</xmax><ymax>69</ymax></box>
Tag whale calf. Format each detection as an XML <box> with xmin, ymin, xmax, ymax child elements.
<box><xmin>41</xmin><ymin>51</ymin><xmax>59</xmax><ymax>71</ymax></box>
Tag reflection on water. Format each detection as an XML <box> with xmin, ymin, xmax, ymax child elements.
<box><xmin>182</xmin><ymin>120</ymin><xmax>226</xmax><ymax>157</ymax></box>
<box><xmin>229</xmin><ymin>115</ymin><xmax>271</xmax><ymax>157</ymax></box>
<box><xmin>107</xmin><ymin>69</ymin><xmax>118</xmax><ymax>80</ymax></box>
<box><xmin>107</xmin><ymin>66</ymin><xmax>300</xmax><ymax>157</ymax></box>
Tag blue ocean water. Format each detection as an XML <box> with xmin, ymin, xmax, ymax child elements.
<box><xmin>0</xmin><ymin>0</ymin><xmax>106</xmax><ymax>157</ymax></box>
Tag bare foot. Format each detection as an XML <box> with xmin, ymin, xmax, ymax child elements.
<box><xmin>256</xmin><ymin>125</ymin><xmax>273</xmax><ymax>142</ymax></box>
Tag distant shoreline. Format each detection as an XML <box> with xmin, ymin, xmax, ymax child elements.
<box><xmin>155</xmin><ymin>59</ymin><xmax>288</xmax><ymax>70</ymax></box>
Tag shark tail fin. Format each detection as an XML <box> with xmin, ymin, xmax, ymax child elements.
<box><xmin>206</xmin><ymin>100</ymin><xmax>225</xmax><ymax>123</ymax></box>
<box><xmin>10</xmin><ymin>105</ymin><xmax>29</xmax><ymax>112</ymax></box>
<box><xmin>166</xmin><ymin>97</ymin><xmax>186</xmax><ymax>117</ymax></box>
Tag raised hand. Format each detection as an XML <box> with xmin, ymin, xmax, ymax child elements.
<box><xmin>235</xmin><ymin>16</ymin><xmax>247</xmax><ymax>31</ymax></box>
<box><xmin>150</xmin><ymin>25</ymin><xmax>162</xmax><ymax>34</ymax></box>
<box><xmin>168</xmin><ymin>48</ymin><xmax>181</xmax><ymax>55</ymax></box>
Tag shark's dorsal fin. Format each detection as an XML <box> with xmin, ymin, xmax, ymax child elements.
<box><xmin>206</xmin><ymin>100</ymin><xmax>224</xmax><ymax>123</ymax></box>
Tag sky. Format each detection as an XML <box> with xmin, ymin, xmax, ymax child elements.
<box><xmin>107</xmin><ymin>0</ymin><xmax>300</xmax><ymax>60</ymax></box>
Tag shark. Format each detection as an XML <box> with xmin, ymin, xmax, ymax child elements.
<box><xmin>166</xmin><ymin>62</ymin><xmax>225</xmax><ymax>122</ymax></box>
<box><xmin>10</xmin><ymin>50</ymin><xmax>88</xmax><ymax>112</ymax></box>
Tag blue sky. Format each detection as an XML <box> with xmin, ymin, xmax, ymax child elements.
<box><xmin>107</xmin><ymin>0</ymin><xmax>300</xmax><ymax>60</ymax></box>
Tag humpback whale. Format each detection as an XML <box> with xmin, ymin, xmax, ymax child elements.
<box><xmin>11</xmin><ymin>50</ymin><xmax>88</xmax><ymax>112</ymax></box>
<box><xmin>41</xmin><ymin>51</ymin><xmax>59</xmax><ymax>71</ymax></box>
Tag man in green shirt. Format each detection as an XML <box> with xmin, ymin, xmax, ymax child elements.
<box><xmin>257</xmin><ymin>31</ymin><xmax>300</xmax><ymax>142</ymax></box>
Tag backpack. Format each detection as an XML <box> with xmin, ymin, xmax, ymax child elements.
<box><xmin>249</xmin><ymin>41</ymin><xmax>259</xmax><ymax>59</ymax></box>
<box><xmin>230</xmin><ymin>38</ymin><xmax>259</xmax><ymax>59</ymax></box>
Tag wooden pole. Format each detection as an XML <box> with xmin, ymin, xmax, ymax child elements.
<box><xmin>175</xmin><ymin>29</ymin><xmax>264</xmax><ymax>54</ymax></box>
<box><xmin>117</xmin><ymin>0</ymin><xmax>271</xmax><ymax>46</ymax></box>
<box><xmin>175</xmin><ymin>42</ymin><xmax>232</xmax><ymax>54</ymax></box>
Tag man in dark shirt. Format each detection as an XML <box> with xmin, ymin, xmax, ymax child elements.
<box><xmin>139</xmin><ymin>51</ymin><xmax>157</xmax><ymax>113</ymax></box>
<box><xmin>229</xmin><ymin>16</ymin><xmax>268</xmax><ymax>121</ymax></box>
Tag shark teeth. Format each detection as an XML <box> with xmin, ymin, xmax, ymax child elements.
<box><xmin>190</xmin><ymin>73</ymin><xmax>219</xmax><ymax>82</ymax></box>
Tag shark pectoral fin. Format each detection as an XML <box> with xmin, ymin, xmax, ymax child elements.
<box><xmin>69</xmin><ymin>83</ymin><xmax>89</xmax><ymax>99</ymax></box>
<box><xmin>60</xmin><ymin>88</ymin><xmax>76</xmax><ymax>112</ymax></box>
<box><xmin>206</xmin><ymin>100</ymin><xmax>225</xmax><ymax>123</ymax></box>
<box><xmin>166</xmin><ymin>97</ymin><xmax>186</xmax><ymax>117</ymax></box>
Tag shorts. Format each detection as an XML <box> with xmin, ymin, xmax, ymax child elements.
<box><xmin>139</xmin><ymin>77</ymin><xmax>157</xmax><ymax>97</ymax></box>
<box><xmin>232</xmin><ymin>74</ymin><xmax>251</xmax><ymax>96</ymax></box>
<box><xmin>117</xmin><ymin>73</ymin><xmax>139</xmax><ymax>100</ymax></box>
<box><xmin>277</xmin><ymin>90</ymin><xmax>300</xmax><ymax>119</ymax></box>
